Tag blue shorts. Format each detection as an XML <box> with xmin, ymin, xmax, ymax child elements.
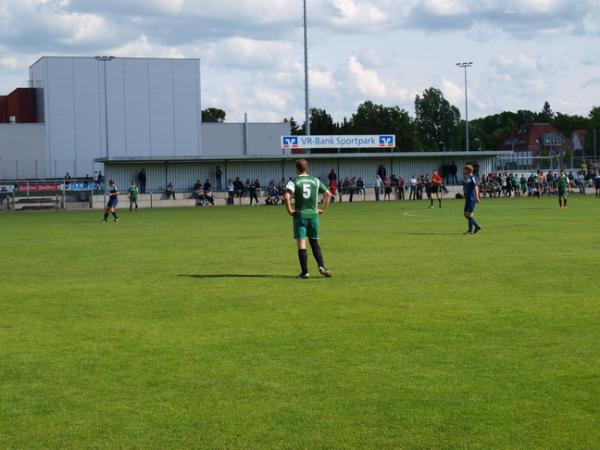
<box><xmin>107</xmin><ymin>199</ymin><xmax>118</xmax><ymax>208</ymax></box>
<box><xmin>464</xmin><ymin>199</ymin><xmax>476</xmax><ymax>213</ymax></box>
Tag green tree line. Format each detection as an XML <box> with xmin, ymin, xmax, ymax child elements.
<box><xmin>280</xmin><ymin>89</ymin><xmax>600</xmax><ymax>153</ymax></box>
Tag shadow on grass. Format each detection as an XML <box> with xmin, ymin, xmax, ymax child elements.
<box><xmin>179</xmin><ymin>274</ymin><xmax>297</xmax><ymax>280</ymax></box>
<box><xmin>394</xmin><ymin>232</ymin><xmax>458</xmax><ymax>236</ymax></box>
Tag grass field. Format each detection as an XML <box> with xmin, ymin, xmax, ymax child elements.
<box><xmin>1</xmin><ymin>196</ymin><xmax>599</xmax><ymax>449</ymax></box>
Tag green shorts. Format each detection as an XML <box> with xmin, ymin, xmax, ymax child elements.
<box><xmin>559</xmin><ymin>188</ymin><xmax>568</xmax><ymax>196</ymax></box>
<box><xmin>293</xmin><ymin>215</ymin><xmax>320</xmax><ymax>240</ymax></box>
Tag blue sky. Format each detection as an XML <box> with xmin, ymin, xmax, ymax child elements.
<box><xmin>0</xmin><ymin>0</ymin><xmax>598</xmax><ymax>122</ymax></box>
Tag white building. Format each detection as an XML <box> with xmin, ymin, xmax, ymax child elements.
<box><xmin>0</xmin><ymin>56</ymin><xmax>289</xmax><ymax>179</ymax></box>
<box><xmin>30</xmin><ymin>56</ymin><xmax>202</xmax><ymax>177</ymax></box>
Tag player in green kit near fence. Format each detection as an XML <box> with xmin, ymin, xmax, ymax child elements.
<box><xmin>558</xmin><ymin>169</ymin><xmax>569</xmax><ymax>209</ymax></box>
<box><xmin>284</xmin><ymin>159</ymin><xmax>333</xmax><ymax>279</ymax></box>
<box><xmin>128</xmin><ymin>181</ymin><xmax>139</xmax><ymax>212</ymax></box>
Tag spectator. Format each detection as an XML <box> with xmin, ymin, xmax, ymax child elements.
<box><xmin>377</xmin><ymin>164</ymin><xmax>387</xmax><ymax>181</ymax></box>
<box><xmin>576</xmin><ymin>171</ymin><xmax>586</xmax><ymax>195</ymax></box>
<box><xmin>166</xmin><ymin>182</ymin><xmax>176</xmax><ymax>200</ymax></box>
<box><xmin>203</xmin><ymin>179</ymin><xmax>212</xmax><ymax>194</ymax></box>
<box><xmin>215</xmin><ymin>166</ymin><xmax>223</xmax><ymax>192</ymax></box>
<box><xmin>193</xmin><ymin>179</ymin><xmax>203</xmax><ymax>199</ymax></box>
<box><xmin>348</xmin><ymin>177</ymin><xmax>356</xmax><ymax>202</ymax></box>
<box><xmin>383</xmin><ymin>176</ymin><xmax>392</xmax><ymax>201</ymax></box>
<box><xmin>398</xmin><ymin>176</ymin><xmax>405</xmax><ymax>200</ymax></box>
<box><xmin>340</xmin><ymin>177</ymin><xmax>350</xmax><ymax>202</ymax></box>
<box><xmin>227</xmin><ymin>179</ymin><xmax>235</xmax><ymax>205</ymax></box>
<box><xmin>234</xmin><ymin>177</ymin><xmax>244</xmax><ymax>197</ymax></box>
<box><xmin>450</xmin><ymin>161</ymin><xmax>458</xmax><ymax>185</ymax></box>
<box><xmin>374</xmin><ymin>175</ymin><xmax>382</xmax><ymax>201</ymax></box>
<box><xmin>204</xmin><ymin>183</ymin><xmax>215</xmax><ymax>206</ymax></box>
<box><xmin>138</xmin><ymin>169</ymin><xmax>147</xmax><ymax>193</ymax></box>
<box><xmin>249</xmin><ymin>179</ymin><xmax>260</xmax><ymax>206</ymax></box>
<box><xmin>356</xmin><ymin>177</ymin><xmax>365</xmax><ymax>197</ymax></box>
<box><xmin>328</xmin><ymin>169</ymin><xmax>337</xmax><ymax>185</ymax></box>
<box><xmin>409</xmin><ymin>175</ymin><xmax>418</xmax><ymax>200</ymax></box>
<box><xmin>328</xmin><ymin>180</ymin><xmax>337</xmax><ymax>203</ymax></box>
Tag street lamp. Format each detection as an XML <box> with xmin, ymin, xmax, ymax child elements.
<box><xmin>474</xmin><ymin>138</ymin><xmax>482</xmax><ymax>151</ymax></box>
<box><xmin>439</xmin><ymin>141</ymin><xmax>447</xmax><ymax>151</ymax></box>
<box><xmin>456</xmin><ymin>62</ymin><xmax>473</xmax><ymax>152</ymax></box>
<box><xmin>95</xmin><ymin>56</ymin><xmax>115</xmax><ymax>159</ymax></box>
<box><xmin>303</xmin><ymin>0</ymin><xmax>310</xmax><ymax>137</ymax></box>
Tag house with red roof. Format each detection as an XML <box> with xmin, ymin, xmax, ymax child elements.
<box><xmin>499</xmin><ymin>123</ymin><xmax>573</xmax><ymax>153</ymax></box>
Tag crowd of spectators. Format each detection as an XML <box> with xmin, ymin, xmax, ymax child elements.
<box><xmin>479</xmin><ymin>169</ymin><xmax>598</xmax><ymax>198</ymax></box>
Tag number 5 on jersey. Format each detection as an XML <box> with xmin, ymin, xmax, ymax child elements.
<box><xmin>303</xmin><ymin>184</ymin><xmax>311</xmax><ymax>199</ymax></box>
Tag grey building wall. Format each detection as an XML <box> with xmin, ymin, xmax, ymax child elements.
<box><xmin>0</xmin><ymin>124</ymin><xmax>46</xmax><ymax>179</ymax></box>
<box><xmin>201</xmin><ymin>122</ymin><xmax>289</xmax><ymax>157</ymax></box>
<box><xmin>29</xmin><ymin>56</ymin><xmax>202</xmax><ymax>178</ymax></box>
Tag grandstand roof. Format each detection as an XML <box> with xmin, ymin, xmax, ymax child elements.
<box><xmin>96</xmin><ymin>151</ymin><xmax>513</xmax><ymax>164</ymax></box>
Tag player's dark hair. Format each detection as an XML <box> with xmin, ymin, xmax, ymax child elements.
<box><xmin>296</xmin><ymin>159</ymin><xmax>308</xmax><ymax>174</ymax></box>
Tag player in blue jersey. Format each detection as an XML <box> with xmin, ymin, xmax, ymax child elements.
<box><xmin>463</xmin><ymin>165</ymin><xmax>481</xmax><ymax>234</ymax></box>
<box><xmin>102</xmin><ymin>180</ymin><xmax>120</xmax><ymax>223</ymax></box>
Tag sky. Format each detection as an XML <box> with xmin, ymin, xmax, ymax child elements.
<box><xmin>0</xmin><ymin>0</ymin><xmax>599</xmax><ymax>123</ymax></box>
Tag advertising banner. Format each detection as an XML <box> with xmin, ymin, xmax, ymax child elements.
<box><xmin>281</xmin><ymin>135</ymin><xmax>396</xmax><ymax>150</ymax></box>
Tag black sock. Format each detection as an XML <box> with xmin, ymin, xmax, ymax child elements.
<box><xmin>564</xmin><ymin>198</ymin><xmax>567</xmax><ymax>207</ymax></box>
<box><xmin>298</xmin><ymin>249</ymin><xmax>308</xmax><ymax>275</ymax></box>
<box><xmin>438</xmin><ymin>198</ymin><xmax>442</xmax><ymax>208</ymax></box>
<box><xmin>112</xmin><ymin>212</ymin><xmax>119</xmax><ymax>219</ymax></box>
<box><xmin>103</xmin><ymin>212</ymin><xmax>108</xmax><ymax>221</ymax></box>
<box><xmin>309</xmin><ymin>239</ymin><xmax>325</xmax><ymax>267</ymax></box>
<box><xmin>559</xmin><ymin>198</ymin><xmax>563</xmax><ymax>207</ymax></box>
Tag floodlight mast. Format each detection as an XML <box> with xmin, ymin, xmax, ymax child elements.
<box><xmin>456</xmin><ymin>62</ymin><xmax>473</xmax><ymax>152</ymax></box>
<box><xmin>303</xmin><ymin>0</ymin><xmax>310</xmax><ymax>137</ymax></box>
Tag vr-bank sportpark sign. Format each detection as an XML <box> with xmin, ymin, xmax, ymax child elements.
<box><xmin>281</xmin><ymin>135</ymin><xmax>395</xmax><ymax>150</ymax></box>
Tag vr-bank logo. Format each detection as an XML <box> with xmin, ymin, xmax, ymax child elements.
<box><xmin>282</xmin><ymin>136</ymin><xmax>299</xmax><ymax>148</ymax></box>
<box><xmin>379</xmin><ymin>135</ymin><xmax>395</xmax><ymax>147</ymax></box>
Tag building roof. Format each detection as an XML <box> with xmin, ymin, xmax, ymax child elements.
<box><xmin>30</xmin><ymin>55</ymin><xmax>201</xmax><ymax>69</ymax></box>
<box><xmin>500</xmin><ymin>123</ymin><xmax>573</xmax><ymax>152</ymax></box>
<box><xmin>96</xmin><ymin>151</ymin><xmax>513</xmax><ymax>164</ymax></box>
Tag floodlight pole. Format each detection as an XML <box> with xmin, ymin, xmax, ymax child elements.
<box><xmin>96</xmin><ymin>56</ymin><xmax>115</xmax><ymax>160</ymax></box>
<box><xmin>303</xmin><ymin>0</ymin><xmax>310</xmax><ymax>137</ymax></box>
<box><xmin>456</xmin><ymin>62</ymin><xmax>473</xmax><ymax>152</ymax></box>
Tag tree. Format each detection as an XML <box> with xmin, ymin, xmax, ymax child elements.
<box><xmin>538</xmin><ymin>101</ymin><xmax>554</xmax><ymax>123</ymax></box>
<box><xmin>283</xmin><ymin>117</ymin><xmax>302</xmax><ymax>135</ymax></box>
<box><xmin>414</xmin><ymin>88</ymin><xmax>460</xmax><ymax>150</ymax></box>
<box><xmin>202</xmin><ymin>108</ymin><xmax>226</xmax><ymax>123</ymax></box>
<box><xmin>349</xmin><ymin>101</ymin><xmax>420</xmax><ymax>151</ymax></box>
<box><xmin>309</xmin><ymin>108</ymin><xmax>338</xmax><ymax>135</ymax></box>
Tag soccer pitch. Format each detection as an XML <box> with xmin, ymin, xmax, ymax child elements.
<box><xmin>1</xmin><ymin>198</ymin><xmax>599</xmax><ymax>449</ymax></box>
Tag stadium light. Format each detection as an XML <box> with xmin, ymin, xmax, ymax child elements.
<box><xmin>456</xmin><ymin>62</ymin><xmax>473</xmax><ymax>152</ymax></box>
<box><xmin>303</xmin><ymin>0</ymin><xmax>310</xmax><ymax>137</ymax></box>
<box><xmin>95</xmin><ymin>56</ymin><xmax>115</xmax><ymax>159</ymax></box>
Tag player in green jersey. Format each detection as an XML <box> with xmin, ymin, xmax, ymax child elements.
<box><xmin>283</xmin><ymin>159</ymin><xmax>333</xmax><ymax>279</ymax></box>
<box><xmin>558</xmin><ymin>169</ymin><xmax>569</xmax><ymax>209</ymax></box>
<box><xmin>128</xmin><ymin>180</ymin><xmax>139</xmax><ymax>212</ymax></box>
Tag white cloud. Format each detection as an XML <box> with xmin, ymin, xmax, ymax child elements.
<box><xmin>329</xmin><ymin>0</ymin><xmax>389</xmax><ymax>29</ymax></box>
<box><xmin>310</xmin><ymin>68</ymin><xmax>337</xmax><ymax>90</ymax></box>
<box><xmin>347</xmin><ymin>55</ymin><xmax>386</xmax><ymax>97</ymax></box>
<box><xmin>442</xmin><ymin>79</ymin><xmax>463</xmax><ymax>105</ymax></box>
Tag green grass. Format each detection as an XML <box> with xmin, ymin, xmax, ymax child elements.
<box><xmin>1</xmin><ymin>197</ymin><xmax>599</xmax><ymax>449</ymax></box>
